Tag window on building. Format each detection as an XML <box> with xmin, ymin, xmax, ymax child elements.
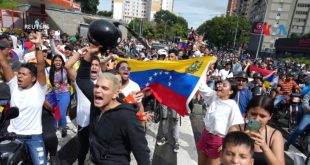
<box><xmin>297</xmin><ymin>3</ymin><xmax>310</xmax><ymax>7</ymax></box>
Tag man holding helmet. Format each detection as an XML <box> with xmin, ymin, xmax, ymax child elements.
<box><xmin>77</xmin><ymin>20</ymin><xmax>150</xmax><ymax>165</ymax></box>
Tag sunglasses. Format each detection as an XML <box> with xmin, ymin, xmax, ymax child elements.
<box><xmin>119</xmin><ymin>66</ymin><xmax>131</xmax><ymax>71</ymax></box>
<box><xmin>236</xmin><ymin>78</ymin><xmax>247</xmax><ymax>82</ymax></box>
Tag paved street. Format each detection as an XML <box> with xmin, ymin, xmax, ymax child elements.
<box><xmin>56</xmin><ymin>103</ymin><xmax>307</xmax><ymax>165</ymax></box>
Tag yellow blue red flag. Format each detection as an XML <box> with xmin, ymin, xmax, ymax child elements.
<box><xmin>118</xmin><ymin>56</ymin><xmax>217</xmax><ymax>116</ymax></box>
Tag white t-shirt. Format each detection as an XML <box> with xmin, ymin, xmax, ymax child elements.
<box><xmin>74</xmin><ymin>81</ymin><xmax>92</xmax><ymax>127</ymax></box>
<box><xmin>7</xmin><ymin>76</ymin><xmax>47</xmax><ymax>135</ymax></box>
<box><xmin>219</xmin><ymin>69</ymin><xmax>233</xmax><ymax>80</ymax></box>
<box><xmin>23</xmin><ymin>51</ymin><xmax>35</xmax><ymax>63</ymax></box>
<box><xmin>121</xmin><ymin>79</ymin><xmax>141</xmax><ymax>101</ymax></box>
<box><xmin>199</xmin><ymin>82</ymin><xmax>244</xmax><ymax>137</ymax></box>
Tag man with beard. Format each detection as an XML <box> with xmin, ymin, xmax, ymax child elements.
<box><xmin>76</xmin><ymin>46</ymin><xmax>150</xmax><ymax>165</ymax></box>
<box><xmin>233</xmin><ymin>71</ymin><xmax>252</xmax><ymax>116</ymax></box>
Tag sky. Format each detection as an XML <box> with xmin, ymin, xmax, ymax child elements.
<box><xmin>98</xmin><ymin>0</ymin><xmax>228</xmax><ymax>29</ymax></box>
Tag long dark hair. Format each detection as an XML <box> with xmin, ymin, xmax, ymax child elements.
<box><xmin>247</xmin><ymin>95</ymin><xmax>274</xmax><ymax>115</ymax></box>
<box><xmin>49</xmin><ymin>55</ymin><xmax>65</xmax><ymax>87</ymax></box>
<box><xmin>227</xmin><ymin>78</ymin><xmax>238</xmax><ymax>99</ymax></box>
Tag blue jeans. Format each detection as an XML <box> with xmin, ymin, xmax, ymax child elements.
<box><xmin>18</xmin><ymin>134</ymin><xmax>47</xmax><ymax>165</ymax></box>
<box><xmin>56</xmin><ymin>91</ymin><xmax>70</xmax><ymax>127</ymax></box>
<box><xmin>274</xmin><ymin>95</ymin><xmax>289</xmax><ymax>106</ymax></box>
<box><xmin>287</xmin><ymin>112</ymin><xmax>310</xmax><ymax>146</ymax></box>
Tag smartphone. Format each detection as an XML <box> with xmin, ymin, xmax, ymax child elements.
<box><xmin>246</xmin><ymin>120</ymin><xmax>261</xmax><ymax>132</ymax></box>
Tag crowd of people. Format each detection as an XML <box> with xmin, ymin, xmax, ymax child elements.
<box><xmin>0</xmin><ymin>22</ymin><xmax>310</xmax><ymax>165</ymax></box>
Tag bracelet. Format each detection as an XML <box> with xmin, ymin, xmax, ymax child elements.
<box><xmin>35</xmin><ymin>47</ymin><xmax>42</xmax><ymax>51</ymax></box>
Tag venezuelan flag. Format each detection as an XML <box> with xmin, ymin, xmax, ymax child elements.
<box><xmin>118</xmin><ymin>56</ymin><xmax>216</xmax><ymax>116</ymax></box>
<box><xmin>249</xmin><ymin>65</ymin><xmax>276</xmax><ymax>88</ymax></box>
<box><xmin>178</xmin><ymin>38</ymin><xmax>188</xmax><ymax>50</ymax></box>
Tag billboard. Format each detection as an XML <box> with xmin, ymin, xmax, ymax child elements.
<box><xmin>275</xmin><ymin>38</ymin><xmax>310</xmax><ymax>53</ymax></box>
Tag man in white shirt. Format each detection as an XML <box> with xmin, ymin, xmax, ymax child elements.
<box><xmin>219</xmin><ymin>63</ymin><xmax>233</xmax><ymax>80</ymax></box>
<box><xmin>0</xmin><ymin>33</ymin><xmax>48</xmax><ymax>165</ymax></box>
<box><xmin>116</xmin><ymin>60</ymin><xmax>145</xmax><ymax>118</ymax></box>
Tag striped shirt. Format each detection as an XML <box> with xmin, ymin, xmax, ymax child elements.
<box><xmin>278</xmin><ymin>80</ymin><xmax>300</xmax><ymax>95</ymax></box>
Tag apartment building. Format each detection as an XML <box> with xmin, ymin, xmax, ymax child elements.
<box><xmin>232</xmin><ymin>0</ymin><xmax>303</xmax><ymax>52</ymax></box>
<box><xmin>227</xmin><ymin>0</ymin><xmax>238</xmax><ymax>16</ymax></box>
<box><xmin>112</xmin><ymin>0</ymin><xmax>174</xmax><ymax>23</ymax></box>
<box><xmin>289</xmin><ymin>0</ymin><xmax>310</xmax><ymax>35</ymax></box>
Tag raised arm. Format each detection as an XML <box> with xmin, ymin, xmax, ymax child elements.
<box><xmin>0</xmin><ymin>49</ymin><xmax>14</xmax><ymax>81</ymax></box>
<box><xmin>64</xmin><ymin>51</ymin><xmax>79</xmax><ymax>82</ymax></box>
<box><xmin>76</xmin><ymin>45</ymin><xmax>100</xmax><ymax>101</ymax></box>
<box><xmin>49</xmin><ymin>30</ymin><xmax>65</xmax><ymax>57</ymax></box>
<box><xmin>31</xmin><ymin>32</ymin><xmax>46</xmax><ymax>86</ymax></box>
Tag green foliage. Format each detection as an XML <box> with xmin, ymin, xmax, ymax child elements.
<box><xmin>128</xmin><ymin>10</ymin><xmax>188</xmax><ymax>40</ymax></box>
<box><xmin>303</xmin><ymin>32</ymin><xmax>310</xmax><ymax>38</ymax></box>
<box><xmin>0</xmin><ymin>0</ymin><xmax>19</xmax><ymax>9</ymax></box>
<box><xmin>97</xmin><ymin>10</ymin><xmax>112</xmax><ymax>17</ymax></box>
<box><xmin>197</xmin><ymin>15</ymin><xmax>251</xmax><ymax>49</ymax></box>
<box><xmin>290</xmin><ymin>32</ymin><xmax>300</xmax><ymax>38</ymax></box>
<box><xmin>154</xmin><ymin>10</ymin><xmax>177</xmax><ymax>25</ymax></box>
<box><xmin>284</xmin><ymin>57</ymin><xmax>310</xmax><ymax>65</ymax></box>
<box><xmin>81</xmin><ymin>0</ymin><xmax>99</xmax><ymax>14</ymax></box>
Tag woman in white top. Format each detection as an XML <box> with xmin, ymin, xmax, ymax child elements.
<box><xmin>197</xmin><ymin>74</ymin><xmax>244</xmax><ymax>165</ymax></box>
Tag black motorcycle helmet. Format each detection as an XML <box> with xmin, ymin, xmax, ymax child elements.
<box><xmin>87</xmin><ymin>20</ymin><xmax>122</xmax><ymax>49</ymax></box>
<box><xmin>253</xmin><ymin>72</ymin><xmax>263</xmax><ymax>79</ymax></box>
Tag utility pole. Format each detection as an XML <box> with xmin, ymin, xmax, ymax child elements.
<box><xmin>255</xmin><ymin>0</ymin><xmax>268</xmax><ymax>59</ymax></box>
<box><xmin>233</xmin><ymin>16</ymin><xmax>239</xmax><ymax>50</ymax></box>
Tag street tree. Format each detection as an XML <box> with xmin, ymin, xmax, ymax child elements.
<box><xmin>81</xmin><ymin>0</ymin><xmax>99</xmax><ymax>14</ymax></box>
<box><xmin>154</xmin><ymin>10</ymin><xmax>188</xmax><ymax>41</ymax></box>
<box><xmin>197</xmin><ymin>15</ymin><xmax>251</xmax><ymax>49</ymax></box>
<box><xmin>97</xmin><ymin>10</ymin><xmax>112</xmax><ymax>17</ymax></box>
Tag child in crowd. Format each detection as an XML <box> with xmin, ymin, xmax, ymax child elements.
<box><xmin>221</xmin><ymin>131</ymin><xmax>254</xmax><ymax>165</ymax></box>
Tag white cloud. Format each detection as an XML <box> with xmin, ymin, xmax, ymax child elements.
<box><xmin>174</xmin><ymin>0</ymin><xmax>228</xmax><ymax>28</ymax></box>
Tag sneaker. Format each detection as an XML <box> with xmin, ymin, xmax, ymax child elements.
<box><xmin>157</xmin><ymin>137</ymin><xmax>168</xmax><ymax>146</ymax></box>
<box><xmin>61</xmin><ymin>127</ymin><xmax>67</xmax><ymax>138</ymax></box>
<box><xmin>173</xmin><ymin>142</ymin><xmax>180</xmax><ymax>153</ymax></box>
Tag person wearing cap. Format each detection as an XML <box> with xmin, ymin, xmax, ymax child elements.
<box><xmin>247</xmin><ymin>72</ymin><xmax>267</xmax><ymax>95</ymax></box>
<box><xmin>285</xmin><ymin>75</ymin><xmax>310</xmax><ymax>150</ymax></box>
<box><xmin>233</xmin><ymin>71</ymin><xmax>252</xmax><ymax>116</ymax></box>
<box><xmin>157</xmin><ymin>49</ymin><xmax>167</xmax><ymax>60</ymax></box>
<box><xmin>23</xmin><ymin>40</ymin><xmax>36</xmax><ymax>63</ymax></box>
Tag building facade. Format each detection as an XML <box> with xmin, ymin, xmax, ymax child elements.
<box><xmin>112</xmin><ymin>0</ymin><xmax>174</xmax><ymax>23</ymax></box>
<box><xmin>227</xmin><ymin>0</ymin><xmax>238</xmax><ymax>16</ymax></box>
<box><xmin>231</xmin><ymin>0</ymin><xmax>310</xmax><ymax>53</ymax></box>
<box><xmin>289</xmin><ymin>0</ymin><xmax>310</xmax><ymax>36</ymax></box>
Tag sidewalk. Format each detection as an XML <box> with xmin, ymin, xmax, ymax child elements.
<box><xmin>131</xmin><ymin>115</ymin><xmax>198</xmax><ymax>165</ymax></box>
